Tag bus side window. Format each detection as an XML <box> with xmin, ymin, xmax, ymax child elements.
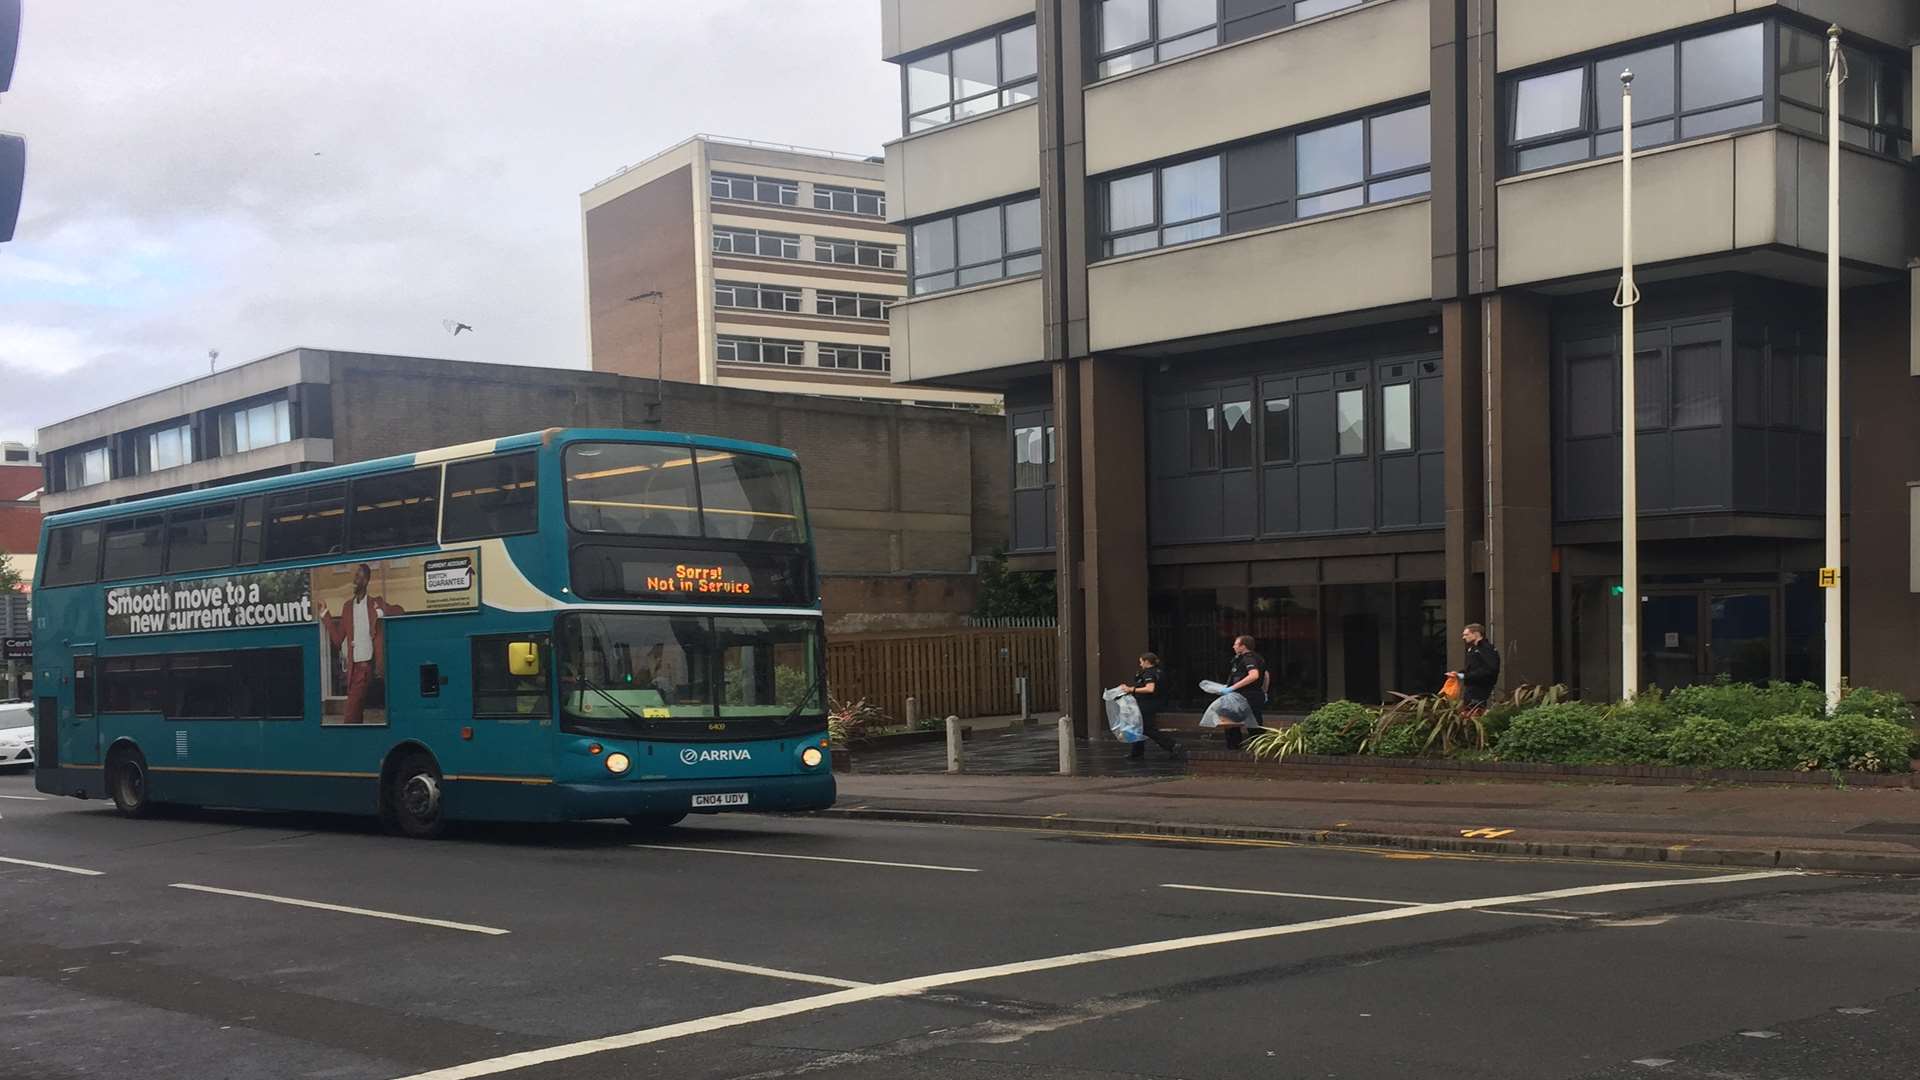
<box><xmin>73</xmin><ymin>655</ymin><xmax>94</xmax><ymax>717</ymax></box>
<box><xmin>471</xmin><ymin>635</ymin><xmax>550</xmax><ymax>721</ymax></box>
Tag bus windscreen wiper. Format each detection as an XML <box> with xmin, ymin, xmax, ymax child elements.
<box><xmin>569</xmin><ymin>675</ymin><xmax>649</xmax><ymax>725</ymax></box>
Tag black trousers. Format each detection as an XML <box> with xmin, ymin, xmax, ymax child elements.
<box><xmin>1131</xmin><ymin>711</ymin><xmax>1179</xmax><ymax>755</ymax></box>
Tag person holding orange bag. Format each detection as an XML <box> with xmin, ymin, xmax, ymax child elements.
<box><xmin>1446</xmin><ymin>623</ymin><xmax>1500</xmax><ymax>711</ymax></box>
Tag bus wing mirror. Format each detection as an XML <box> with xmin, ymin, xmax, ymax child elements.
<box><xmin>507</xmin><ymin>642</ymin><xmax>541</xmax><ymax>677</ymax></box>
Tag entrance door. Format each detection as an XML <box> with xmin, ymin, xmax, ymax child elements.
<box><xmin>1640</xmin><ymin>594</ymin><xmax>1703</xmax><ymax>691</ymax></box>
<box><xmin>1707</xmin><ymin>592</ymin><xmax>1774</xmax><ymax>684</ymax></box>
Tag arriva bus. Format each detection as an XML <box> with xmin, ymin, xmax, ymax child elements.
<box><xmin>28</xmin><ymin>428</ymin><xmax>834</xmax><ymax>837</ymax></box>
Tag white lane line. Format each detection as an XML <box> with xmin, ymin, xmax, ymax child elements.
<box><xmin>661</xmin><ymin>955</ymin><xmax>871</xmax><ymax>990</ymax></box>
<box><xmin>1161</xmin><ymin>883</ymin><xmax>1414</xmax><ymax>905</ymax></box>
<box><xmin>631</xmin><ymin>844</ymin><xmax>979</xmax><ymax>874</ymax></box>
<box><xmin>0</xmin><ymin>794</ymin><xmax>48</xmax><ymax>801</ymax></box>
<box><xmin>393</xmin><ymin>869</ymin><xmax>1798</xmax><ymax>1080</ymax></box>
<box><xmin>0</xmin><ymin>855</ymin><xmax>104</xmax><ymax>876</ymax></box>
<box><xmin>168</xmin><ymin>884</ymin><xmax>510</xmax><ymax>936</ymax></box>
<box><xmin>1162</xmin><ymin>884</ymin><xmax>1604</xmax><ymax>922</ymax></box>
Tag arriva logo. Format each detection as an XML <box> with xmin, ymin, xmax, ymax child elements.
<box><xmin>681</xmin><ymin>748</ymin><xmax>751</xmax><ymax>764</ymax></box>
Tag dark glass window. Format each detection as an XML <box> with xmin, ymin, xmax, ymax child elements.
<box><xmin>1262</xmin><ymin>397</ymin><xmax>1294</xmax><ymax>463</ymax></box>
<box><xmin>815</xmin><ymin>291</ymin><xmax>890</xmax><ymax>320</ymax></box>
<box><xmin>566</xmin><ymin>444</ymin><xmax>700</xmax><ymax>537</ymax></box>
<box><xmin>349</xmin><ymin>467</ymin><xmax>441</xmax><ymax>552</ymax></box>
<box><xmin>1014</xmin><ymin>423</ymin><xmax>1054</xmax><ymax>489</ymax></box>
<box><xmin>168</xmin><ymin>652</ymin><xmax>238</xmax><ymax>719</ymax></box>
<box><xmin>902</xmin><ymin>21</ymin><xmax>1039</xmax><ymax>132</ymax></box>
<box><xmin>712</xmin><ymin>227</ymin><xmax>800</xmax><ymax>260</ymax></box>
<box><xmin>1670</xmin><ymin>341</ymin><xmax>1723</xmax><ymax>427</ymax></box>
<box><xmin>99</xmin><ymin>649</ymin><xmax>302</xmax><ymax>720</ymax></box>
<box><xmin>717</xmin><ymin>336</ymin><xmax>804</xmax><ymax>366</ymax></box>
<box><xmin>41</xmin><ymin>524</ymin><xmax>102</xmax><ymax>587</ymax></box>
<box><xmin>471</xmin><ymin>635</ymin><xmax>551</xmax><ymax>720</ymax></box>
<box><xmin>1567</xmin><ymin>354</ymin><xmax>1613</xmax><ymax>438</ymax></box>
<box><xmin>73</xmin><ymin>655</ymin><xmax>94</xmax><ymax>716</ymax></box>
<box><xmin>714</xmin><ymin>281</ymin><xmax>802</xmax><ymax>313</ymax></box>
<box><xmin>101</xmin><ymin>514</ymin><xmax>165</xmax><ymax>582</ymax></box>
<box><xmin>1221</xmin><ymin>400</ymin><xmax>1254</xmax><ymax>469</ymax></box>
<box><xmin>1188</xmin><ymin>406</ymin><xmax>1218</xmax><ymax>470</ymax></box>
<box><xmin>696</xmin><ymin>450</ymin><xmax>808</xmax><ymax>544</ymax></box>
<box><xmin>265</xmin><ymin>483</ymin><xmax>348</xmax><ymax>561</ymax></box>
<box><xmin>813</xmin><ymin>184</ymin><xmax>886</xmax><ymax>217</ymax></box>
<box><xmin>815</xmin><ymin>238</ymin><xmax>899</xmax><ymax>269</ymax></box>
<box><xmin>908</xmin><ymin>196</ymin><xmax>1042</xmax><ymax>295</ymax></box>
<box><xmin>100</xmin><ymin>655</ymin><xmax>165</xmax><ymax>713</ymax></box>
<box><xmin>709</xmin><ymin>172</ymin><xmax>798</xmax><ymax>206</ymax></box>
<box><xmin>236</xmin><ymin>496</ymin><xmax>265</xmax><ymax>565</ymax></box>
<box><xmin>819</xmin><ymin>345</ymin><xmax>892</xmax><ymax>373</ymax></box>
<box><xmin>442</xmin><ymin>453</ymin><xmax>539</xmax><ymax>542</ymax></box>
<box><xmin>166</xmin><ymin>502</ymin><xmax>238</xmax><ymax>574</ymax></box>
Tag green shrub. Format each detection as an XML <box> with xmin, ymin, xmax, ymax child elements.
<box><xmin>1581</xmin><ymin>713</ymin><xmax>1667</xmax><ymax>765</ymax></box>
<box><xmin>1368</xmin><ymin>717</ymin><xmax>1426</xmax><ymax>758</ymax></box>
<box><xmin>1664</xmin><ymin>680</ymin><xmax>1777</xmax><ymax>728</ymax></box>
<box><xmin>1661</xmin><ymin>715</ymin><xmax>1741</xmax><ymax>769</ymax></box>
<box><xmin>1759</xmin><ymin>682</ymin><xmax>1826</xmax><ymax>720</ymax></box>
<box><xmin>1735</xmin><ymin>714</ymin><xmax>1827</xmax><ymax>771</ymax></box>
<box><xmin>1296</xmin><ymin>700</ymin><xmax>1375</xmax><ymax>756</ymax></box>
<box><xmin>1611</xmin><ymin>688</ymin><xmax>1680</xmax><ymax>732</ymax></box>
<box><xmin>1812</xmin><ymin>714</ymin><xmax>1914</xmax><ymax>774</ymax></box>
<box><xmin>1834</xmin><ymin>687</ymin><xmax>1915</xmax><ymax>728</ymax></box>
<box><xmin>1494</xmin><ymin>702</ymin><xmax>1609</xmax><ymax>763</ymax></box>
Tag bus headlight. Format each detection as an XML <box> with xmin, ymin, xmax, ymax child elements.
<box><xmin>800</xmin><ymin>746</ymin><xmax>824</xmax><ymax>768</ymax></box>
<box><xmin>604</xmin><ymin>752</ymin><xmax>632</xmax><ymax>775</ymax></box>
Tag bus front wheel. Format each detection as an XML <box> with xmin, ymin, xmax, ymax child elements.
<box><xmin>386</xmin><ymin>752</ymin><xmax>447</xmax><ymax>839</ymax></box>
<box><xmin>107</xmin><ymin>746</ymin><xmax>155</xmax><ymax>819</ymax></box>
<box><xmin>626</xmin><ymin>813</ymin><xmax>686</xmax><ymax>830</ymax></box>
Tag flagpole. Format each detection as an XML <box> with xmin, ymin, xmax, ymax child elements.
<box><xmin>1615</xmin><ymin>69</ymin><xmax>1640</xmax><ymax>700</ymax></box>
<box><xmin>1823</xmin><ymin>26</ymin><xmax>1844</xmax><ymax>709</ymax></box>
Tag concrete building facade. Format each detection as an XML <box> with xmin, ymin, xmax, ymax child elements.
<box><xmin>581</xmin><ymin>134</ymin><xmax>998</xmax><ymax>410</ymax></box>
<box><xmin>35</xmin><ymin>349</ymin><xmax>1008</xmax><ymax>633</ymax></box>
<box><xmin>879</xmin><ymin>0</ymin><xmax>1920</xmax><ymax>723</ymax></box>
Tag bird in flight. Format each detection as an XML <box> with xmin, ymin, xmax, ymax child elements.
<box><xmin>442</xmin><ymin>319</ymin><xmax>474</xmax><ymax>336</ymax></box>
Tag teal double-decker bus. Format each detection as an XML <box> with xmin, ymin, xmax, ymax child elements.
<box><xmin>29</xmin><ymin>428</ymin><xmax>834</xmax><ymax>837</ymax></box>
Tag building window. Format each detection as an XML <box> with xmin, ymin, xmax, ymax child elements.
<box><xmin>1099</xmin><ymin>101</ymin><xmax>1428</xmax><ymax>257</ymax></box>
<box><xmin>714</xmin><ymin>280</ymin><xmax>802</xmax><ymax>313</ymax></box>
<box><xmin>813</xmin><ymin>184</ymin><xmax>886</xmax><ymax>217</ymax></box>
<box><xmin>63</xmin><ymin>444</ymin><xmax>111</xmax><ymax>489</ymax></box>
<box><xmin>903</xmin><ymin>21</ymin><xmax>1038</xmax><ymax>133</ymax></box>
<box><xmin>910</xmin><ymin>196</ymin><xmax>1042</xmax><ymax>293</ymax></box>
<box><xmin>1776</xmin><ymin>25</ymin><xmax>1915</xmax><ymax>155</ymax></box>
<box><xmin>709</xmin><ymin>172</ymin><xmax>798</xmax><ymax>206</ymax></box>
<box><xmin>220</xmin><ymin>398</ymin><xmax>292</xmax><ymax>455</ymax></box>
<box><xmin>713</xmin><ymin>227</ymin><xmax>801</xmax><ymax>260</ymax></box>
<box><xmin>717</xmin><ymin>335</ymin><xmax>805</xmax><ymax>366</ymax></box>
<box><xmin>1335</xmin><ymin>388</ymin><xmax>1366</xmax><ymax>457</ymax></box>
<box><xmin>815</xmin><ymin>237</ymin><xmax>899</xmax><ymax>269</ymax></box>
<box><xmin>140</xmin><ymin>423</ymin><xmax>194</xmax><ymax>475</ymax></box>
<box><xmin>1262</xmin><ymin>397</ymin><xmax>1294</xmax><ymax>463</ymax></box>
<box><xmin>816</xmin><ymin>290</ymin><xmax>891</xmax><ymax>320</ymax></box>
<box><xmin>1095</xmin><ymin>0</ymin><xmax>1365</xmax><ymax>80</ymax></box>
<box><xmin>1380</xmin><ymin>383</ymin><xmax>1413</xmax><ymax>453</ymax></box>
<box><xmin>1014</xmin><ymin>422</ymin><xmax>1055</xmax><ymax>489</ymax></box>
<box><xmin>1504</xmin><ymin>18</ymin><xmax>1911</xmax><ymax>175</ymax></box>
<box><xmin>819</xmin><ymin>344</ymin><xmax>891</xmax><ymax>373</ymax></box>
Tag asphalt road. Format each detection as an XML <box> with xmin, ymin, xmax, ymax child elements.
<box><xmin>2</xmin><ymin>769</ymin><xmax>1917</xmax><ymax>1080</ymax></box>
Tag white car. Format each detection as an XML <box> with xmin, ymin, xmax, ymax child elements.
<box><xmin>0</xmin><ymin>701</ymin><xmax>32</xmax><ymax>771</ymax></box>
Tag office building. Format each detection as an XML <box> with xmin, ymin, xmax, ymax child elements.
<box><xmin>581</xmin><ymin>134</ymin><xmax>998</xmax><ymax>410</ymax></box>
<box><xmin>34</xmin><ymin>349</ymin><xmax>1008</xmax><ymax>632</ymax></box>
<box><xmin>878</xmin><ymin>0</ymin><xmax>1919</xmax><ymax>720</ymax></box>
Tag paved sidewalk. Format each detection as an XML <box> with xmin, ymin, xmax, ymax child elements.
<box><xmin>822</xmin><ymin>771</ymin><xmax>1920</xmax><ymax>874</ymax></box>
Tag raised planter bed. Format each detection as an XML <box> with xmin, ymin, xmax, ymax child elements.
<box><xmin>1188</xmin><ymin>750</ymin><xmax>1919</xmax><ymax>789</ymax></box>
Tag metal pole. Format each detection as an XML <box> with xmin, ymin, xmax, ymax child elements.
<box><xmin>1615</xmin><ymin>69</ymin><xmax>1641</xmax><ymax>700</ymax></box>
<box><xmin>1824</xmin><ymin>26</ymin><xmax>1844</xmax><ymax>709</ymax></box>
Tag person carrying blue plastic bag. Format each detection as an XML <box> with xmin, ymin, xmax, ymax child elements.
<box><xmin>1102</xmin><ymin>684</ymin><xmax>1145</xmax><ymax>744</ymax></box>
<box><xmin>1119</xmin><ymin>653</ymin><xmax>1183</xmax><ymax>761</ymax></box>
<box><xmin>1201</xmin><ymin>635</ymin><xmax>1268</xmax><ymax>750</ymax></box>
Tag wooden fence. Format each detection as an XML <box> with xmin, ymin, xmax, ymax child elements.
<box><xmin>826</xmin><ymin>627</ymin><xmax>1059</xmax><ymax>723</ymax></box>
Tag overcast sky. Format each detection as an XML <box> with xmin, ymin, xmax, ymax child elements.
<box><xmin>0</xmin><ymin>1</ymin><xmax>899</xmax><ymax>443</ymax></box>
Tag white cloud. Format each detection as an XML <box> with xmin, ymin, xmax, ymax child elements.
<box><xmin>0</xmin><ymin>0</ymin><xmax>899</xmax><ymax>442</ymax></box>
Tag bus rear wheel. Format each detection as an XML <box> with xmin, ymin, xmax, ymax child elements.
<box><xmin>625</xmin><ymin>813</ymin><xmax>686</xmax><ymax>830</ymax></box>
<box><xmin>107</xmin><ymin>747</ymin><xmax>155</xmax><ymax>819</ymax></box>
<box><xmin>386</xmin><ymin>752</ymin><xmax>447</xmax><ymax>839</ymax></box>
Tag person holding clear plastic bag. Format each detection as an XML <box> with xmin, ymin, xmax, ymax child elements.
<box><xmin>1221</xmin><ymin>635</ymin><xmax>1267</xmax><ymax>749</ymax></box>
<box><xmin>1121</xmin><ymin>653</ymin><xmax>1183</xmax><ymax>761</ymax></box>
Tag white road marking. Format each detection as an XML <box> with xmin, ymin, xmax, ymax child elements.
<box><xmin>661</xmin><ymin>955</ymin><xmax>871</xmax><ymax>989</ymax></box>
<box><xmin>1163</xmin><ymin>883</ymin><xmax>1582</xmax><ymax>921</ymax></box>
<box><xmin>631</xmin><ymin>844</ymin><xmax>979</xmax><ymax>874</ymax></box>
<box><xmin>395</xmin><ymin>869</ymin><xmax>1799</xmax><ymax>1080</ymax></box>
<box><xmin>168</xmin><ymin>884</ymin><xmax>509</xmax><ymax>936</ymax></box>
<box><xmin>0</xmin><ymin>855</ymin><xmax>104</xmax><ymax>876</ymax></box>
<box><xmin>0</xmin><ymin>794</ymin><xmax>47</xmax><ymax>801</ymax></box>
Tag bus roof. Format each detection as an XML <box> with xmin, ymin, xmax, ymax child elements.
<box><xmin>43</xmin><ymin>427</ymin><xmax>800</xmax><ymax>527</ymax></box>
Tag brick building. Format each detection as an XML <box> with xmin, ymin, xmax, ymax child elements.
<box><xmin>34</xmin><ymin>349</ymin><xmax>1007</xmax><ymax>633</ymax></box>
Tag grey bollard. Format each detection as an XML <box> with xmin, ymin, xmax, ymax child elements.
<box><xmin>1017</xmin><ymin>676</ymin><xmax>1032</xmax><ymax>723</ymax></box>
<box><xmin>905</xmin><ymin>696</ymin><xmax>919</xmax><ymax>729</ymax></box>
<box><xmin>946</xmin><ymin>716</ymin><xmax>963</xmax><ymax>773</ymax></box>
<box><xmin>1057</xmin><ymin>717</ymin><xmax>1076</xmax><ymax>775</ymax></box>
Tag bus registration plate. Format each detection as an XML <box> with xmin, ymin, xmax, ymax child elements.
<box><xmin>691</xmin><ymin>793</ymin><xmax>750</xmax><ymax>808</ymax></box>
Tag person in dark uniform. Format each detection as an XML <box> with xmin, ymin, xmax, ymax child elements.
<box><xmin>1222</xmin><ymin>635</ymin><xmax>1267</xmax><ymax>750</ymax></box>
<box><xmin>1123</xmin><ymin>653</ymin><xmax>1183</xmax><ymax>760</ymax></box>
<box><xmin>1449</xmin><ymin>623</ymin><xmax>1502</xmax><ymax>711</ymax></box>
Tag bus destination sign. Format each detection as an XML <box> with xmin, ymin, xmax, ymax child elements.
<box><xmin>643</xmin><ymin>562</ymin><xmax>756</xmax><ymax>597</ymax></box>
<box><xmin>572</xmin><ymin>545</ymin><xmax>811</xmax><ymax>607</ymax></box>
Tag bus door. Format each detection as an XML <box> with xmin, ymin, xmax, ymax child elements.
<box><xmin>64</xmin><ymin>651</ymin><xmax>99</xmax><ymax>766</ymax></box>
